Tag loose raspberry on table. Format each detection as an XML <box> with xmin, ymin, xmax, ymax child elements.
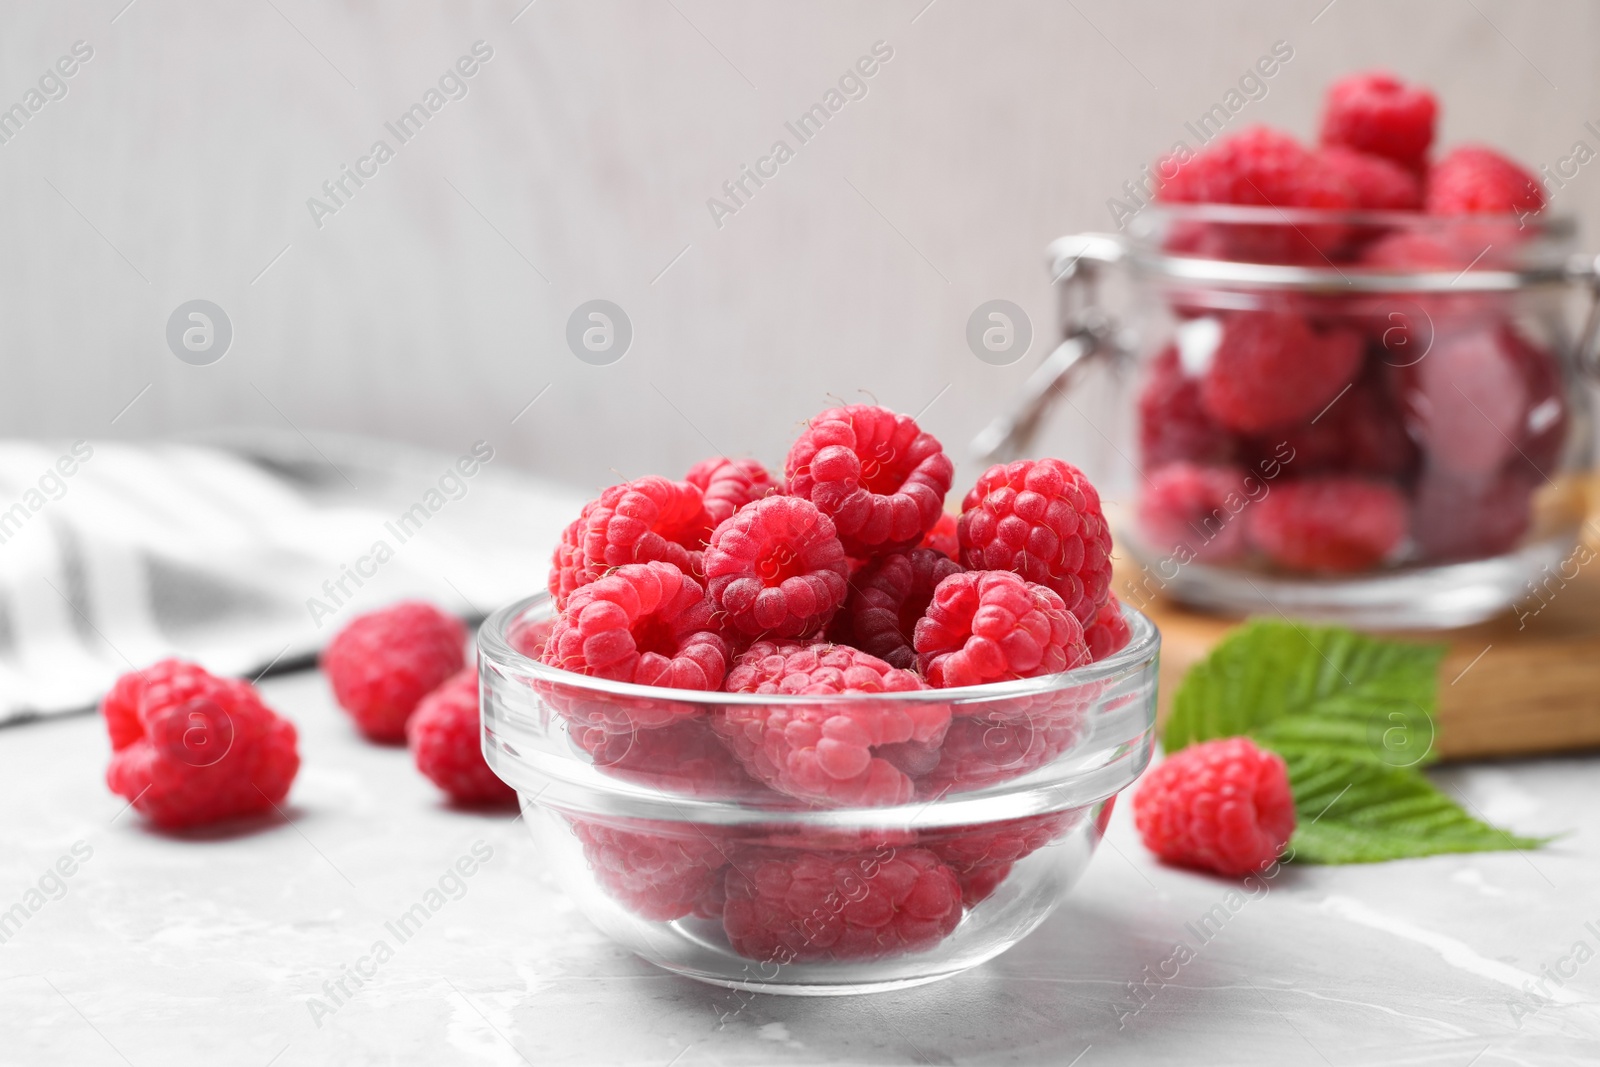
<box><xmin>1200</xmin><ymin>312</ymin><xmax>1363</xmax><ymax>434</ymax></box>
<box><xmin>1400</xmin><ymin>326</ymin><xmax>1530</xmax><ymax>479</ymax></box>
<box><xmin>785</xmin><ymin>405</ymin><xmax>954</xmax><ymax>557</ymax></box>
<box><xmin>103</xmin><ymin>660</ymin><xmax>300</xmax><ymax>829</ymax></box>
<box><xmin>541</xmin><ymin>560</ymin><xmax>728</xmax><ymax>690</ymax></box>
<box><xmin>571</xmin><ymin>817</ymin><xmax>732</xmax><ymax>922</ymax></box>
<box><xmin>1135</xmin><ymin>463</ymin><xmax>1250</xmax><ymax>563</ymax></box>
<box><xmin>914</xmin><ymin>570</ymin><xmax>1089</xmax><ymax>688</ymax></box>
<box><xmin>714</xmin><ymin>642</ymin><xmax>948</xmax><ymax>806</ymax></box>
<box><xmin>1249</xmin><ymin>477</ymin><xmax>1407</xmax><ymax>573</ymax></box>
<box><xmin>843</xmin><ymin>548</ymin><xmax>965</xmax><ymax>670</ymax></box>
<box><xmin>571</xmin><ymin>718</ymin><xmax>758</xmax><ymax>796</ymax></box>
<box><xmin>407</xmin><ymin>668</ymin><xmax>514</xmax><ymax>806</ymax></box>
<box><xmin>1410</xmin><ymin>466</ymin><xmax>1532</xmax><ymax>563</ymax></box>
<box><xmin>1426</xmin><ymin>146</ymin><xmax>1544</xmax><ymax>217</ymax></box>
<box><xmin>1317</xmin><ymin>146</ymin><xmax>1422</xmax><ymax>210</ymax></box>
<box><xmin>702</xmin><ymin>495</ymin><xmax>850</xmax><ymax>641</ymax></box>
<box><xmin>1084</xmin><ymin>594</ymin><xmax>1133</xmax><ymax>662</ymax></box>
<box><xmin>957</xmin><ymin>458</ymin><xmax>1113</xmax><ymax>626</ymax></box>
<box><xmin>548</xmin><ymin>476</ymin><xmax>713</xmax><ymax>607</ymax></box>
<box><xmin>685</xmin><ymin>456</ymin><xmax>780</xmax><ymax>526</ymax></box>
<box><xmin>920</xmin><ymin>511</ymin><xmax>960</xmax><ymax>561</ymax></box>
<box><xmin>721</xmin><ymin>847</ymin><xmax>963</xmax><ymax>962</ymax></box>
<box><xmin>1134</xmin><ymin>737</ymin><xmax>1295</xmax><ymax>877</ymax></box>
<box><xmin>925</xmin><ymin>812</ymin><xmax>1079</xmax><ymax>906</ymax></box>
<box><xmin>1137</xmin><ymin>344</ymin><xmax>1236</xmax><ymax>470</ymax></box>
<box><xmin>323</xmin><ymin>601</ymin><xmax>467</xmax><ymax>743</ymax></box>
<box><xmin>1318</xmin><ymin>71</ymin><xmax>1437</xmax><ymax>172</ymax></box>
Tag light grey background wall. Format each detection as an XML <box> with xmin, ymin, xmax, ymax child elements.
<box><xmin>2</xmin><ymin>0</ymin><xmax>1597</xmax><ymax>502</ymax></box>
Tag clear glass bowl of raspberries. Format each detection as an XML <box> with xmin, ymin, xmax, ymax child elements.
<box><xmin>984</xmin><ymin>73</ymin><xmax>1600</xmax><ymax>628</ymax></box>
<box><xmin>477</xmin><ymin>592</ymin><xmax>1159</xmax><ymax>994</ymax></box>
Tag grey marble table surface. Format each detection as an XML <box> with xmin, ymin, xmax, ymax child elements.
<box><xmin>2</xmin><ymin>669</ymin><xmax>1598</xmax><ymax>1066</ymax></box>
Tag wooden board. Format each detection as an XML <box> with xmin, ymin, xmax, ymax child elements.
<box><xmin>1132</xmin><ymin>525</ymin><xmax>1600</xmax><ymax>762</ymax></box>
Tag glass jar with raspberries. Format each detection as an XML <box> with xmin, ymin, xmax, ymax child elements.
<box><xmin>980</xmin><ymin>72</ymin><xmax>1598</xmax><ymax>628</ymax></box>
<box><xmin>479</xmin><ymin>405</ymin><xmax>1160</xmax><ymax>994</ymax></box>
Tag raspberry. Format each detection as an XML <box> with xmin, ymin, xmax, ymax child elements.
<box><xmin>721</xmin><ymin>847</ymin><xmax>962</xmax><ymax>962</ymax></box>
<box><xmin>685</xmin><ymin>456</ymin><xmax>779</xmax><ymax>526</ymax></box>
<box><xmin>713</xmin><ymin>642</ymin><xmax>948</xmax><ymax>806</ymax></box>
<box><xmin>1084</xmin><ymin>594</ymin><xmax>1132</xmax><ymax>661</ymax></box>
<box><xmin>1200</xmin><ymin>312</ymin><xmax>1363</xmax><ymax>434</ymax></box>
<box><xmin>1135</xmin><ymin>463</ymin><xmax>1250</xmax><ymax>563</ymax></box>
<box><xmin>406</xmin><ymin>669</ymin><xmax>514</xmax><ymax>806</ymax></box>
<box><xmin>1318</xmin><ymin>71</ymin><xmax>1437</xmax><ymax>172</ymax></box>
<box><xmin>1249</xmin><ymin>477</ymin><xmax>1407</xmax><ymax>573</ymax></box>
<box><xmin>785</xmin><ymin>405</ymin><xmax>954</xmax><ymax>557</ymax></box>
<box><xmin>1400</xmin><ymin>326</ymin><xmax>1530</xmax><ymax>478</ymax></box>
<box><xmin>925</xmin><ymin>812</ymin><xmax>1078</xmax><ymax>905</ymax></box>
<box><xmin>957</xmin><ymin>458</ymin><xmax>1113</xmax><ymax>625</ymax></box>
<box><xmin>1426</xmin><ymin>146</ymin><xmax>1544</xmax><ymax>217</ymax></box>
<box><xmin>916</xmin><ymin>697</ymin><xmax>1091</xmax><ymax>793</ymax></box>
<box><xmin>920</xmin><ymin>511</ymin><xmax>959</xmax><ymax>561</ymax></box>
<box><xmin>843</xmin><ymin>549</ymin><xmax>964</xmax><ymax>669</ymax></box>
<box><xmin>1134</xmin><ymin>737</ymin><xmax>1295</xmax><ymax>877</ymax></box>
<box><xmin>570</xmin><ymin>817</ymin><xmax>731</xmax><ymax>922</ymax></box>
<box><xmin>541</xmin><ymin>561</ymin><xmax>728</xmax><ymax>689</ymax></box>
<box><xmin>914</xmin><ymin>571</ymin><xmax>1088</xmax><ymax>688</ymax></box>
<box><xmin>549</xmin><ymin>476</ymin><xmax>712</xmax><ymax>607</ymax></box>
<box><xmin>103</xmin><ymin>660</ymin><xmax>300</xmax><ymax>829</ymax></box>
<box><xmin>1157</xmin><ymin>126</ymin><xmax>1354</xmax><ymax>263</ymax></box>
<box><xmin>1137</xmin><ymin>344</ymin><xmax>1236</xmax><ymax>469</ymax></box>
<box><xmin>1245</xmin><ymin>363</ymin><xmax>1417</xmax><ymax>482</ymax></box>
<box><xmin>702</xmin><ymin>496</ymin><xmax>850</xmax><ymax>641</ymax></box>
<box><xmin>571</xmin><ymin>718</ymin><xmax>757</xmax><ymax>796</ymax></box>
<box><xmin>323</xmin><ymin>601</ymin><xmax>466</xmax><ymax>743</ymax></box>
<box><xmin>1317</xmin><ymin>146</ymin><xmax>1422</xmax><ymax>210</ymax></box>
<box><xmin>1503</xmin><ymin>328</ymin><xmax>1568</xmax><ymax>480</ymax></box>
<box><xmin>1411</xmin><ymin>467</ymin><xmax>1532</xmax><ymax>563</ymax></box>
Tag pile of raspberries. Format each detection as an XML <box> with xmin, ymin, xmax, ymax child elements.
<box><xmin>1137</xmin><ymin>71</ymin><xmax>1564</xmax><ymax>574</ymax></box>
<box><xmin>533</xmin><ymin>403</ymin><xmax>1134</xmax><ymax>959</ymax></box>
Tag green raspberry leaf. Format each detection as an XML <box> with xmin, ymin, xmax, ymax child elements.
<box><xmin>1164</xmin><ymin>619</ymin><xmax>1446</xmax><ymax>768</ymax></box>
<box><xmin>1285</xmin><ymin>753</ymin><xmax>1551</xmax><ymax>864</ymax></box>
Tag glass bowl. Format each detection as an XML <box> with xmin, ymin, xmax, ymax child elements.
<box><xmin>478</xmin><ymin>593</ymin><xmax>1160</xmax><ymax>995</ymax></box>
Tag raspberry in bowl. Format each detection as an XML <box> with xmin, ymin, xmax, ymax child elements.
<box><xmin>479</xmin><ymin>408</ymin><xmax>1160</xmax><ymax>994</ymax></box>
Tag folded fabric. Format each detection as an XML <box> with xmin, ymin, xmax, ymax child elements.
<box><xmin>0</xmin><ymin>431</ymin><xmax>584</xmax><ymax>723</ymax></box>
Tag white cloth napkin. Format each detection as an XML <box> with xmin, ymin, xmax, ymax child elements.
<box><xmin>0</xmin><ymin>431</ymin><xmax>583</xmax><ymax>723</ymax></box>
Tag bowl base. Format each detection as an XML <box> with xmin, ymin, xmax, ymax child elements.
<box><xmin>643</xmin><ymin>957</ymin><xmax>979</xmax><ymax>996</ymax></box>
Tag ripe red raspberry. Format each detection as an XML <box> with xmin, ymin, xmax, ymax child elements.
<box><xmin>1400</xmin><ymin>326</ymin><xmax>1530</xmax><ymax>479</ymax></box>
<box><xmin>1410</xmin><ymin>467</ymin><xmax>1532</xmax><ymax>563</ymax></box>
<box><xmin>920</xmin><ymin>511</ymin><xmax>959</xmax><ymax>561</ymax></box>
<box><xmin>721</xmin><ymin>847</ymin><xmax>962</xmax><ymax>962</ymax></box>
<box><xmin>406</xmin><ymin>669</ymin><xmax>514</xmax><ymax>806</ymax></box>
<box><xmin>1137</xmin><ymin>344</ymin><xmax>1236</xmax><ymax>469</ymax></box>
<box><xmin>702</xmin><ymin>495</ymin><xmax>850</xmax><ymax>641</ymax></box>
<box><xmin>102</xmin><ymin>660</ymin><xmax>299</xmax><ymax>829</ymax></box>
<box><xmin>785</xmin><ymin>405</ymin><xmax>954</xmax><ymax>557</ymax></box>
<box><xmin>323</xmin><ymin>601</ymin><xmax>466</xmax><ymax>743</ymax></box>
<box><xmin>542</xmin><ymin>561</ymin><xmax>728</xmax><ymax>689</ymax></box>
<box><xmin>916</xmin><ymin>696</ymin><xmax>1092</xmax><ymax>793</ymax></box>
<box><xmin>571</xmin><ymin>718</ymin><xmax>757</xmax><ymax>796</ymax></box>
<box><xmin>1502</xmin><ymin>328</ymin><xmax>1568</xmax><ymax>480</ymax></box>
<box><xmin>842</xmin><ymin>549</ymin><xmax>964</xmax><ymax>670</ymax></box>
<box><xmin>1426</xmin><ymin>146</ymin><xmax>1544</xmax><ymax>217</ymax></box>
<box><xmin>1134</xmin><ymin>737</ymin><xmax>1295</xmax><ymax>877</ymax></box>
<box><xmin>958</xmin><ymin>458</ymin><xmax>1113</xmax><ymax>626</ymax></box>
<box><xmin>1135</xmin><ymin>463</ymin><xmax>1250</xmax><ymax>563</ymax></box>
<box><xmin>1318</xmin><ymin>71</ymin><xmax>1437</xmax><ymax>172</ymax></box>
<box><xmin>1317</xmin><ymin>146</ymin><xmax>1422</xmax><ymax>210</ymax></box>
<box><xmin>1200</xmin><ymin>312</ymin><xmax>1363</xmax><ymax>434</ymax></box>
<box><xmin>713</xmin><ymin>642</ymin><xmax>948</xmax><ymax>806</ymax></box>
<box><xmin>1084</xmin><ymin>594</ymin><xmax>1132</xmax><ymax>662</ymax></box>
<box><xmin>1246</xmin><ymin>364</ymin><xmax>1417</xmax><ymax>482</ymax></box>
<box><xmin>685</xmin><ymin>456</ymin><xmax>779</xmax><ymax>526</ymax></box>
<box><xmin>570</xmin><ymin>817</ymin><xmax>731</xmax><ymax>922</ymax></box>
<box><xmin>915</xmin><ymin>570</ymin><xmax>1088</xmax><ymax>688</ymax></box>
<box><xmin>1157</xmin><ymin>126</ymin><xmax>1354</xmax><ymax>263</ymax></box>
<box><xmin>549</xmin><ymin>476</ymin><xmax>713</xmax><ymax>607</ymax></box>
<box><xmin>925</xmin><ymin>812</ymin><xmax>1078</xmax><ymax>905</ymax></box>
<box><xmin>1249</xmin><ymin>477</ymin><xmax>1407</xmax><ymax>573</ymax></box>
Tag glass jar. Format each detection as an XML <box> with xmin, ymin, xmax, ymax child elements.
<box><xmin>478</xmin><ymin>593</ymin><xmax>1159</xmax><ymax>995</ymax></box>
<box><xmin>976</xmin><ymin>206</ymin><xmax>1598</xmax><ymax>628</ymax></box>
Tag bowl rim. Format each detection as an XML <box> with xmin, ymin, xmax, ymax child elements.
<box><xmin>478</xmin><ymin>591</ymin><xmax>1161</xmax><ymax>705</ymax></box>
